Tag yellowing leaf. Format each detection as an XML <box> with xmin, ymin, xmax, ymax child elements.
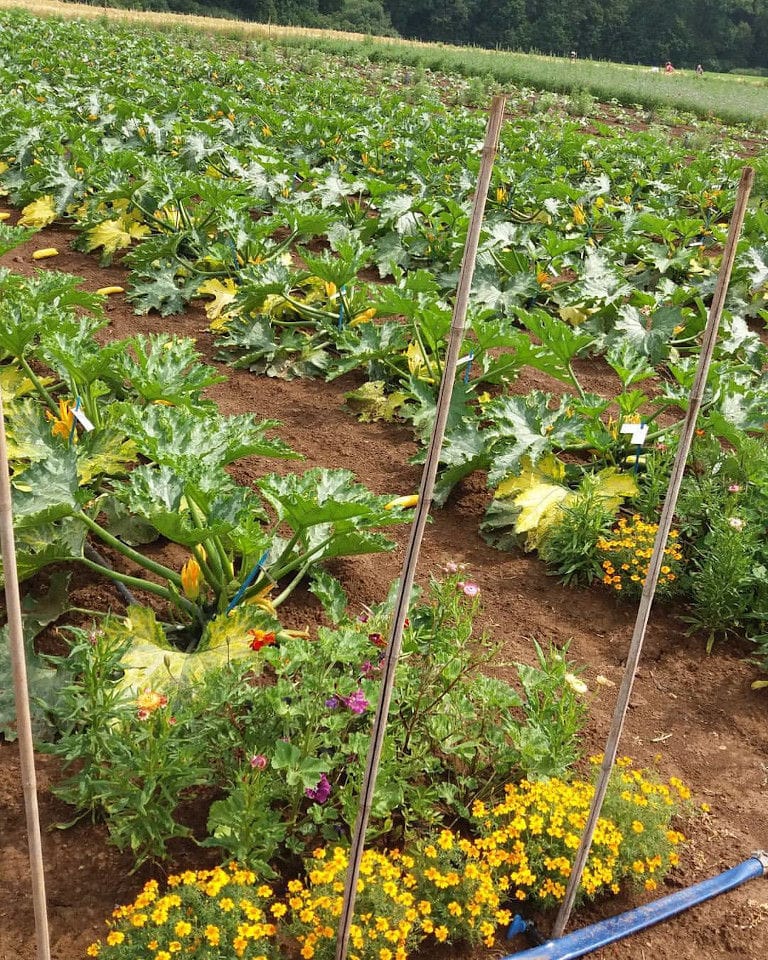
<box><xmin>18</xmin><ymin>195</ymin><xmax>57</xmax><ymax>228</ymax></box>
<box><xmin>496</xmin><ymin>454</ymin><xmax>565</xmax><ymax>500</ymax></box>
<box><xmin>559</xmin><ymin>304</ymin><xmax>589</xmax><ymax>325</ymax></box>
<box><xmin>515</xmin><ymin>483</ymin><xmax>570</xmax><ymax>547</ymax></box>
<box><xmin>591</xmin><ymin>469</ymin><xmax>639</xmax><ymax>512</ymax></box>
<box><xmin>84</xmin><ymin>218</ymin><xmax>133</xmax><ymax>256</ymax></box>
<box><xmin>113</xmin><ymin>604</ymin><xmax>278</xmax><ymax>698</ymax></box>
<box><xmin>197</xmin><ymin>277</ymin><xmax>238</xmax><ymax>321</ymax></box>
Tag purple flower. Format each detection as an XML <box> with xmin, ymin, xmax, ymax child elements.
<box><xmin>343</xmin><ymin>689</ymin><xmax>369</xmax><ymax>714</ymax></box>
<box><xmin>249</xmin><ymin>754</ymin><xmax>268</xmax><ymax>770</ymax></box>
<box><xmin>359</xmin><ymin>660</ymin><xmax>375</xmax><ymax>678</ymax></box>
<box><xmin>325</xmin><ymin>696</ymin><xmax>340</xmax><ymax>710</ymax></box>
<box><xmin>306</xmin><ymin>773</ymin><xmax>331</xmax><ymax>804</ymax></box>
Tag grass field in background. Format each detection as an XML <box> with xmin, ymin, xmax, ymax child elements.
<box><xmin>2</xmin><ymin>0</ymin><xmax>767</xmax><ymax>127</ymax></box>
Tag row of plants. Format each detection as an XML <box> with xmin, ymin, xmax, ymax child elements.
<box><xmin>86</xmin><ymin>757</ymin><xmax>692</xmax><ymax>960</ymax></box>
<box><xmin>2</xmin><ymin>10</ymin><xmax>767</xmax><ymax>663</ymax></box>
<box><xmin>0</xmin><ymin>221</ymin><xmax>420</xmax><ymax>736</ymax></box>
<box><xmin>0</xmin><ymin>18</ymin><xmax>719</xmax><ymax>953</ymax></box>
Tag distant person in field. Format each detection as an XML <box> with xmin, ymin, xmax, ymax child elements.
<box><xmin>696</xmin><ymin>63</ymin><xmax>704</xmax><ymax>76</ymax></box>
<box><xmin>665</xmin><ymin>61</ymin><xmax>674</xmax><ymax>73</ymax></box>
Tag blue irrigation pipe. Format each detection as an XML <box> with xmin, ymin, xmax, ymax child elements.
<box><xmin>501</xmin><ymin>853</ymin><xmax>767</xmax><ymax>960</ymax></box>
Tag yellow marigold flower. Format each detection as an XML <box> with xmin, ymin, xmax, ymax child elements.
<box><xmin>205</xmin><ymin>924</ymin><xmax>221</xmax><ymax>946</ymax></box>
<box><xmin>645</xmin><ymin>878</ymin><xmax>658</xmax><ymax>891</ymax></box>
<box><xmin>168</xmin><ymin>943</ymin><xmax>182</xmax><ymax>954</ymax></box>
<box><xmin>632</xmin><ymin>820</ymin><xmax>645</xmax><ymax>833</ymax></box>
<box><xmin>271</xmin><ymin>902</ymin><xmax>287</xmax><ymax>918</ymax></box>
<box><xmin>219</xmin><ymin>897</ymin><xmax>235</xmax><ymax>911</ymax></box>
<box><xmin>106</xmin><ymin>931</ymin><xmax>125</xmax><ymax>946</ymax></box>
<box><xmin>86</xmin><ymin>945</ymin><xmax>101</xmax><ymax>957</ymax></box>
<box><xmin>437</xmin><ymin>829</ymin><xmax>454</xmax><ymax>850</ymax></box>
<box><xmin>632</xmin><ymin>860</ymin><xmax>645</xmax><ymax>874</ymax></box>
<box><xmin>434</xmin><ymin>926</ymin><xmax>449</xmax><ymax>943</ymax></box>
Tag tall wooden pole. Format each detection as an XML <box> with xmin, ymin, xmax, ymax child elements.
<box><xmin>552</xmin><ymin>165</ymin><xmax>755</xmax><ymax>939</ymax></box>
<box><xmin>0</xmin><ymin>386</ymin><xmax>52</xmax><ymax>960</ymax></box>
<box><xmin>333</xmin><ymin>95</ymin><xmax>507</xmax><ymax>960</ymax></box>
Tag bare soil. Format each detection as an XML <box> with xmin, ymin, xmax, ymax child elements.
<box><xmin>1</xmin><ymin>215</ymin><xmax>767</xmax><ymax>960</ymax></box>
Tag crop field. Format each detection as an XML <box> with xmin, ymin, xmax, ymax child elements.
<box><xmin>0</xmin><ymin>5</ymin><xmax>767</xmax><ymax>960</ymax></box>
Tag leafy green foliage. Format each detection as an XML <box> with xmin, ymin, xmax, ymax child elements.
<box><xmin>42</xmin><ymin>575</ymin><xmax>589</xmax><ymax>867</ymax></box>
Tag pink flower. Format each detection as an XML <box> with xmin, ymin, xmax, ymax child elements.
<box><xmin>306</xmin><ymin>773</ymin><xmax>331</xmax><ymax>803</ymax></box>
<box><xmin>137</xmin><ymin>708</ymin><xmax>150</xmax><ymax>721</ymax></box>
<box><xmin>343</xmin><ymin>689</ymin><xmax>369</xmax><ymax>714</ymax></box>
<box><xmin>728</xmin><ymin>517</ymin><xmax>745</xmax><ymax>531</ymax></box>
<box><xmin>459</xmin><ymin>581</ymin><xmax>480</xmax><ymax>598</ymax></box>
<box><xmin>250</xmin><ymin>754</ymin><xmax>268</xmax><ymax>769</ymax></box>
<box><xmin>728</xmin><ymin>484</ymin><xmax>741</xmax><ymax>493</ymax></box>
<box><xmin>444</xmin><ymin>561</ymin><xmax>459</xmax><ymax>574</ymax></box>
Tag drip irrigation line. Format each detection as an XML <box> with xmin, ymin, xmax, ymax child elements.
<box><xmin>83</xmin><ymin>544</ymin><xmax>138</xmax><ymax>606</ymax></box>
<box><xmin>551</xmin><ymin>164</ymin><xmax>755</xmax><ymax>940</ymax></box>
<box><xmin>333</xmin><ymin>94</ymin><xmax>507</xmax><ymax>960</ymax></box>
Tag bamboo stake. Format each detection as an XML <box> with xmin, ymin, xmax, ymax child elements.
<box><xmin>0</xmin><ymin>385</ymin><xmax>52</xmax><ymax>960</ymax></box>
<box><xmin>333</xmin><ymin>94</ymin><xmax>507</xmax><ymax>960</ymax></box>
<box><xmin>552</xmin><ymin>164</ymin><xmax>755</xmax><ymax>939</ymax></box>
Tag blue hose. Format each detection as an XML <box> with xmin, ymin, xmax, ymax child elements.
<box><xmin>502</xmin><ymin>854</ymin><xmax>767</xmax><ymax>960</ymax></box>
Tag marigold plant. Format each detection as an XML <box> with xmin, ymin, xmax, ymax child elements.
<box><xmin>468</xmin><ymin>761</ymin><xmax>691</xmax><ymax>907</ymax></box>
<box><xmin>86</xmin><ymin>864</ymin><xmax>281</xmax><ymax>960</ymax></box>
<box><xmin>88</xmin><ymin>765</ymin><xmax>693</xmax><ymax>959</ymax></box>
<box><xmin>596</xmin><ymin>515</ymin><xmax>684</xmax><ymax>599</ymax></box>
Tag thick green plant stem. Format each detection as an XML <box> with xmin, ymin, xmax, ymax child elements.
<box><xmin>19</xmin><ymin>356</ymin><xmax>59</xmax><ymax>415</ymax></box>
<box><xmin>80</xmin><ymin>557</ymin><xmax>198</xmax><ymax>617</ymax></box>
<box><xmin>79</xmin><ymin>512</ymin><xmax>184</xmax><ymax>589</ymax></box>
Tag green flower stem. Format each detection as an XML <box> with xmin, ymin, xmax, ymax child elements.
<box><xmin>80</xmin><ymin>556</ymin><xmax>198</xmax><ymax>617</ymax></box>
<box><xmin>567</xmin><ymin>364</ymin><xmax>587</xmax><ymax>401</ymax></box>
<box><xmin>19</xmin><ymin>356</ymin><xmax>59</xmax><ymax>415</ymax></box>
<box><xmin>185</xmin><ymin>499</ymin><xmax>226</xmax><ymax>589</ymax></box>
<box><xmin>79</xmin><ymin>512</ymin><xmax>184</xmax><ymax>589</ymax></box>
<box><xmin>186</xmin><ymin>496</ymin><xmax>235</xmax><ymax>584</ymax></box>
<box><xmin>412</xmin><ymin>324</ymin><xmax>437</xmax><ymax>384</ymax></box>
<box><xmin>191</xmin><ymin>542</ymin><xmax>224</xmax><ymax>595</ymax></box>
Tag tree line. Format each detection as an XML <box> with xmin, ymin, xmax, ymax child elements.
<box><xmin>70</xmin><ymin>0</ymin><xmax>768</xmax><ymax>71</ymax></box>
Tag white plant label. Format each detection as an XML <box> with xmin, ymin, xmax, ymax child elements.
<box><xmin>619</xmin><ymin>422</ymin><xmax>648</xmax><ymax>446</ymax></box>
<box><xmin>72</xmin><ymin>407</ymin><xmax>95</xmax><ymax>432</ymax></box>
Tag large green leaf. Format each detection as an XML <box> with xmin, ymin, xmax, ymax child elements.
<box><xmin>611</xmin><ymin>303</ymin><xmax>682</xmax><ymax>364</ymax></box>
<box><xmin>115</xmin><ymin>463</ymin><xmax>258</xmax><ymax>546</ymax></box>
<box><xmin>114</xmin><ymin>404</ymin><xmax>299</xmax><ymax>470</ymax></box>
<box><xmin>11</xmin><ymin>445</ymin><xmax>84</xmax><ymax>528</ymax></box>
<box><xmin>258</xmin><ymin>468</ymin><xmax>405</xmax><ymax>534</ymax></box>
<box><xmin>485</xmin><ymin>391</ymin><xmax>587</xmax><ymax>486</ymax></box>
<box><xmin>0</xmin><ymin>573</ymin><xmax>71</xmax><ymax>741</ymax></box>
<box><xmin>116</xmin><ymin>334</ymin><xmax>224</xmax><ymax>407</ymax></box>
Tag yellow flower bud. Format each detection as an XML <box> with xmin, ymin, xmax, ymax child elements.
<box><xmin>181</xmin><ymin>556</ymin><xmax>203</xmax><ymax>601</ymax></box>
